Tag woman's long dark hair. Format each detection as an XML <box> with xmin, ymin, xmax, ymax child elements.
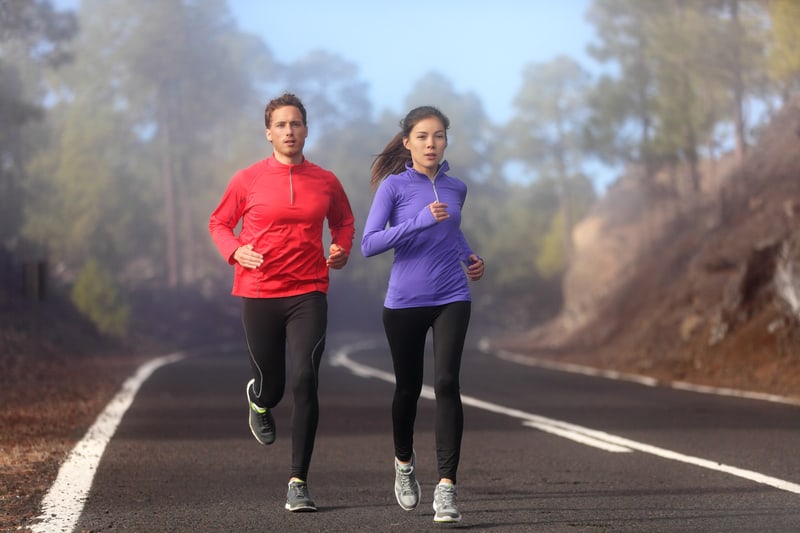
<box><xmin>370</xmin><ymin>106</ymin><xmax>450</xmax><ymax>189</ymax></box>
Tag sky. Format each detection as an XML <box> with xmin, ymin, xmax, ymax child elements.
<box><xmin>229</xmin><ymin>0</ymin><xmax>598</xmax><ymax>123</ymax></box>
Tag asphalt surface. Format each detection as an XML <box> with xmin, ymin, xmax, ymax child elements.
<box><xmin>69</xmin><ymin>334</ymin><xmax>800</xmax><ymax>532</ymax></box>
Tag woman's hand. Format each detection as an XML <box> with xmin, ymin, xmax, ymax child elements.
<box><xmin>430</xmin><ymin>201</ymin><xmax>449</xmax><ymax>222</ymax></box>
<box><xmin>327</xmin><ymin>243</ymin><xmax>348</xmax><ymax>270</ymax></box>
<box><xmin>466</xmin><ymin>254</ymin><xmax>484</xmax><ymax>281</ymax></box>
<box><xmin>233</xmin><ymin>244</ymin><xmax>263</xmax><ymax>269</ymax></box>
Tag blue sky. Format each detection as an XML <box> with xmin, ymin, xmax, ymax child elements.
<box><xmin>229</xmin><ymin>0</ymin><xmax>598</xmax><ymax>123</ymax></box>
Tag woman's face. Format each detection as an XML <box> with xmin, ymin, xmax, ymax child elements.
<box><xmin>403</xmin><ymin>117</ymin><xmax>447</xmax><ymax>176</ymax></box>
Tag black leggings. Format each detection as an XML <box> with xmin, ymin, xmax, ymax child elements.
<box><xmin>383</xmin><ymin>301</ymin><xmax>471</xmax><ymax>483</ymax></box>
<box><xmin>242</xmin><ymin>292</ymin><xmax>327</xmax><ymax>482</ymax></box>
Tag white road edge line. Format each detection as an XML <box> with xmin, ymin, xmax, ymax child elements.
<box><xmin>330</xmin><ymin>344</ymin><xmax>800</xmax><ymax>495</ymax></box>
<box><xmin>31</xmin><ymin>352</ymin><xmax>187</xmax><ymax>533</ymax></box>
<box><xmin>487</xmin><ymin>343</ymin><xmax>800</xmax><ymax>407</ymax></box>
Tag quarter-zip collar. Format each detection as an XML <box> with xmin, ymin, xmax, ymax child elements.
<box><xmin>406</xmin><ymin>160</ymin><xmax>449</xmax><ymax>202</ymax></box>
<box><xmin>267</xmin><ymin>153</ymin><xmax>307</xmax><ymax>205</ymax></box>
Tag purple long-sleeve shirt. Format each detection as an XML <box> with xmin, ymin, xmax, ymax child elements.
<box><xmin>361</xmin><ymin>161</ymin><xmax>475</xmax><ymax>309</ymax></box>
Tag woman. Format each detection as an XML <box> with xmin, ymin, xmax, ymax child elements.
<box><xmin>209</xmin><ymin>92</ymin><xmax>355</xmax><ymax>512</ymax></box>
<box><xmin>361</xmin><ymin>106</ymin><xmax>485</xmax><ymax>523</ymax></box>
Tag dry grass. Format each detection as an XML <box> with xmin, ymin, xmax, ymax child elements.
<box><xmin>0</xmin><ymin>346</ymin><xmax>149</xmax><ymax>532</ymax></box>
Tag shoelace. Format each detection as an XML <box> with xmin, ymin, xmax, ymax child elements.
<box><xmin>252</xmin><ymin>404</ymin><xmax>273</xmax><ymax>428</ymax></box>
<box><xmin>290</xmin><ymin>483</ymin><xmax>309</xmax><ymax>500</ymax></box>
<box><xmin>436</xmin><ymin>486</ymin><xmax>456</xmax><ymax>510</ymax></box>
<box><xmin>397</xmin><ymin>467</ymin><xmax>415</xmax><ymax>493</ymax></box>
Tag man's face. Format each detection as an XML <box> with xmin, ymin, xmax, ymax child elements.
<box><xmin>265</xmin><ymin>105</ymin><xmax>308</xmax><ymax>163</ymax></box>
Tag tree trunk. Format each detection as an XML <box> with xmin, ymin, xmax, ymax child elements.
<box><xmin>554</xmin><ymin>134</ymin><xmax>574</xmax><ymax>259</ymax></box>
<box><xmin>177</xmin><ymin>154</ymin><xmax>197</xmax><ymax>284</ymax></box>
<box><xmin>729</xmin><ymin>0</ymin><xmax>747</xmax><ymax>162</ymax></box>
<box><xmin>159</xmin><ymin>99</ymin><xmax>179</xmax><ymax>288</ymax></box>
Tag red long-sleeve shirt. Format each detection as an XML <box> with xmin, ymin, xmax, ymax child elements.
<box><xmin>209</xmin><ymin>155</ymin><xmax>355</xmax><ymax>298</ymax></box>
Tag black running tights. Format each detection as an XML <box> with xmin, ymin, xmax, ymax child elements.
<box><xmin>382</xmin><ymin>301</ymin><xmax>471</xmax><ymax>484</ymax></box>
<box><xmin>241</xmin><ymin>292</ymin><xmax>327</xmax><ymax>482</ymax></box>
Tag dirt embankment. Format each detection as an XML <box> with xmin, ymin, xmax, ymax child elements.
<box><xmin>491</xmin><ymin>98</ymin><xmax>800</xmax><ymax>400</ymax></box>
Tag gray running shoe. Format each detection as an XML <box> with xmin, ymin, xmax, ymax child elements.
<box><xmin>246</xmin><ymin>379</ymin><xmax>275</xmax><ymax>445</ymax></box>
<box><xmin>432</xmin><ymin>482</ymin><xmax>461</xmax><ymax>523</ymax></box>
<box><xmin>394</xmin><ymin>452</ymin><xmax>420</xmax><ymax>510</ymax></box>
<box><xmin>285</xmin><ymin>480</ymin><xmax>317</xmax><ymax>512</ymax></box>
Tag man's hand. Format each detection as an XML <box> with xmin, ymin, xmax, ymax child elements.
<box><xmin>327</xmin><ymin>244</ymin><xmax>348</xmax><ymax>270</ymax></box>
<box><xmin>233</xmin><ymin>244</ymin><xmax>263</xmax><ymax>269</ymax></box>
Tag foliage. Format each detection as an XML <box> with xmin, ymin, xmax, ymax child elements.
<box><xmin>536</xmin><ymin>210</ymin><xmax>567</xmax><ymax>280</ymax></box>
<box><xmin>0</xmin><ymin>0</ymin><xmax>76</xmax><ymax>246</ymax></box>
<box><xmin>506</xmin><ymin>55</ymin><xmax>596</xmax><ymax>263</ymax></box>
<box><xmin>23</xmin><ymin>97</ymin><xmax>146</xmax><ymax>277</ymax></box>
<box><xmin>586</xmin><ymin>0</ymin><xmax>769</xmax><ymax>180</ymax></box>
<box><xmin>768</xmin><ymin>0</ymin><xmax>800</xmax><ymax>99</ymax></box>
<box><xmin>70</xmin><ymin>259</ymin><xmax>130</xmax><ymax>337</ymax></box>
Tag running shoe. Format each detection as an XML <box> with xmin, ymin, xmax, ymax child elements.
<box><xmin>394</xmin><ymin>451</ymin><xmax>420</xmax><ymax>510</ymax></box>
<box><xmin>246</xmin><ymin>378</ymin><xmax>275</xmax><ymax>445</ymax></box>
<box><xmin>432</xmin><ymin>482</ymin><xmax>461</xmax><ymax>523</ymax></box>
<box><xmin>285</xmin><ymin>480</ymin><xmax>317</xmax><ymax>512</ymax></box>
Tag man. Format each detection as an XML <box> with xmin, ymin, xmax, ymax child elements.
<box><xmin>209</xmin><ymin>93</ymin><xmax>355</xmax><ymax>512</ymax></box>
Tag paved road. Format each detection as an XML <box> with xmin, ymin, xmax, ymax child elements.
<box><xmin>68</xmin><ymin>334</ymin><xmax>800</xmax><ymax>532</ymax></box>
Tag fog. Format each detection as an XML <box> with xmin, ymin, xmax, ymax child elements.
<box><xmin>2</xmin><ymin>0</ymin><xmax>791</xmax><ymax>343</ymax></box>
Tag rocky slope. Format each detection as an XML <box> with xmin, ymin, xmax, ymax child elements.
<box><xmin>491</xmin><ymin>97</ymin><xmax>800</xmax><ymax>400</ymax></box>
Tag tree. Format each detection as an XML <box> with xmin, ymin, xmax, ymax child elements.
<box><xmin>68</xmin><ymin>0</ymin><xmax>268</xmax><ymax>287</ymax></box>
<box><xmin>586</xmin><ymin>0</ymin><xmax>661</xmax><ymax>179</ymax></box>
<box><xmin>282</xmin><ymin>49</ymin><xmax>372</xmax><ymax>139</ymax></box>
<box><xmin>694</xmin><ymin>0</ymin><xmax>768</xmax><ymax>164</ymax></box>
<box><xmin>23</xmin><ymin>97</ymin><xmax>147</xmax><ymax>277</ymax></box>
<box><xmin>587</xmin><ymin>0</ymin><xmax>770</xmax><ymax>187</ymax></box>
<box><xmin>506</xmin><ymin>55</ymin><xmax>594</xmax><ymax>260</ymax></box>
<box><xmin>767</xmin><ymin>0</ymin><xmax>800</xmax><ymax>102</ymax></box>
<box><xmin>0</xmin><ymin>0</ymin><xmax>76</xmax><ymax>247</ymax></box>
<box><xmin>71</xmin><ymin>259</ymin><xmax>130</xmax><ymax>337</ymax></box>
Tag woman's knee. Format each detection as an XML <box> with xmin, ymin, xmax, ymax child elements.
<box><xmin>434</xmin><ymin>375</ymin><xmax>460</xmax><ymax>397</ymax></box>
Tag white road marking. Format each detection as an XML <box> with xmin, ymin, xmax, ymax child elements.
<box><xmin>32</xmin><ymin>352</ymin><xmax>186</xmax><ymax>533</ymax></box>
<box><xmin>330</xmin><ymin>345</ymin><xmax>800</xmax><ymax>495</ymax></box>
<box><xmin>29</xmin><ymin>338</ymin><xmax>799</xmax><ymax>533</ymax></box>
<box><xmin>489</xmin><ymin>344</ymin><xmax>800</xmax><ymax>407</ymax></box>
<box><xmin>522</xmin><ymin>421</ymin><xmax>633</xmax><ymax>452</ymax></box>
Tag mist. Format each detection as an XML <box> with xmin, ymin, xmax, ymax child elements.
<box><xmin>2</xmin><ymin>0</ymin><xmax>793</xmax><ymax>346</ymax></box>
